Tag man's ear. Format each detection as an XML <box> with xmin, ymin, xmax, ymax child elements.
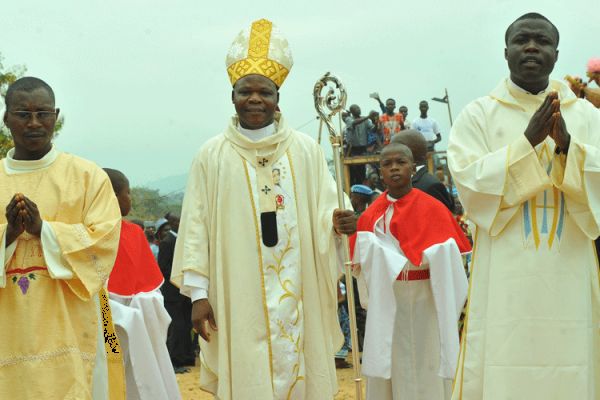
<box><xmin>231</xmin><ymin>90</ymin><xmax>235</xmax><ymax>103</ymax></box>
<box><xmin>55</xmin><ymin>108</ymin><xmax>60</xmax><ymax>119</ymax></box>
<box><xmin>504</xmin><ymin>47</ymin><xmax>508</xmax><ymax>61</ymax></box>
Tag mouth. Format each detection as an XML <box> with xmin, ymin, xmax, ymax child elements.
<box><xmin>24</xmin><ymin>132</ymin><xmax>47</xmax><ymax>139</ymax></box>
<box><xmin>521</xmin><ymin>57</ymin><xmax>541</xmax><ymax>66</ymax></box>
<box><xmin>245</xmin><ymin>109</ymin><xmax>265</xmax><ymax>113</ymax></box>
<box><xmin>390</xmin><ymin>174</ymin><xmax>403</xmax><ymax>181</ymax></box>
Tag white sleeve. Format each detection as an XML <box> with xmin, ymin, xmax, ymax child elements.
<box><xmin>181</xmin><ymin>270</ymin><xmax>209</xmax><ymax>302</ymax></box>
<box><xmin>0</xmin><ymin>231</ymin><xmax>18</xmax><ymax>288</ymax></box>
<box><xmin>40</xmin><ymin>221</ymin><xmax>74</xmax><ymax>280</ymax></box>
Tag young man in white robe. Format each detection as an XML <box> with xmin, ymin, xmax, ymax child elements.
<box><xmin>350</xmin><ymin>143</ymin><xmax>471</xmax><ymax>400</ymax></box>
<box><xmin>448</xmin><ymin>13</ymin><xmax>600</xmax><ymax>399</ymax></box>
<box><xmin>169</xmin><ymin>19</ymin><xmax>357</xmax><ymax>400</ymax></box>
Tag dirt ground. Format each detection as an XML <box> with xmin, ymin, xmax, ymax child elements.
<box><xmin>176</xmin><ymin>354</ymin><xmax>366</xmax><ymax>399</ymax></box>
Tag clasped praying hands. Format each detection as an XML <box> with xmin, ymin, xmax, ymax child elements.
<box><xmin>524</xmin><ymin>91</ymin><xmax>570</xmax><ymax>153</ymax></box>
<box><xmin>5</xmin><ymin>193</ymin><xmax>43</xmax><ymax>246</ymax></box>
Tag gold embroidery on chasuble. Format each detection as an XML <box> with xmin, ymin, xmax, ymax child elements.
<box><xmin>245</xmin><ymin>154</ymin><xmax>306</xmax><ymax>399</ymax></box>
<box><xmin>100</xmin><ymin>289</ymin><xmax>126</xmax><ymax>399</ymax></box>
<box><xmin>521</xmin><ymin>143</ymin><xmax>566</xmax><ymax>250</ymax></box>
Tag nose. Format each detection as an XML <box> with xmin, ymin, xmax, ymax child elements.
<box><xmin>524</xmin><ymin>39</ymin><xmax>539</xmax><ymax>52</ymax></box>
<box><xmin>248</xmin><ymin>91</ymin><xmax>262</xmax><ymax>103</ymax></box>
<box><xmin>27</xmin><ymin>113</ymin><xmax>43</xmax><ymax>127</ymax></box>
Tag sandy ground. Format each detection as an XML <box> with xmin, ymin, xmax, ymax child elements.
<box><xmin>176</xmin><ymin>354</ymin><xmax>366</xmax><ymax>399</ymax></box>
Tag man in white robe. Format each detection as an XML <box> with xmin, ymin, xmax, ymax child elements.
<box><xmin>448</xmin><ymin>13</ymin><xmax>600</xmax><ymax>399</ymax></box>
<box><xmin>170</xmin><ymin>19</ymin><xmax>357</xmax><ymax>400</ymax></box>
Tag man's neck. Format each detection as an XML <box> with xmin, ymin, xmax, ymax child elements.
<box><xmin>386</xmin><ymin>111</ymin><xmax>394</xmax><ymax>116</ymax></box>
<box><xmin>510</xmin><ymin>75</ymin><xmax>550</xmax><ymax>95</ymax></box>
<box><xmin>420</xmin><ymin>114</ymin><xmax>427</xmax><ymax>119</ymax></box>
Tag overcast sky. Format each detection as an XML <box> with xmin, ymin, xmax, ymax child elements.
<box><xmin>2</xmin><ymin>0</ymin><xmax>597</xmax><ymax>186</ymax></box>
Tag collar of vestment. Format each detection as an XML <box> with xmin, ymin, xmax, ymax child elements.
<box><xmin>224</xmin><ymin>112</ymin><xmax>294</xmax><ymax>215</ymax></box>
<box><xmin>350</xmin><ymin>189</ymin><xmax>471</xmax><ymax>266</ymax></box>
<box><xmin>490</xmin><ymin>78</ymin><xmax>577</xmax><ymax>111</ymax></box>
<box><xmin>4</xmin><ymin>146</ymin><xmax>59</xmax><ymax>175</ymax></box>
<box><xmin>225</xmin><ymin>112</ymin><xmax>294</xmax><ymax>246</ymax></box>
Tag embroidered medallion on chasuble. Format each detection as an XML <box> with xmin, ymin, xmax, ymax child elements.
<box><xmin>226</xmin><ymin>18</ymin><xmax>293</xmax><ymax>87</ymax></box>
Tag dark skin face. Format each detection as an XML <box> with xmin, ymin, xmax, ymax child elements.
<box><xmin>115</xmin><ymin>181</ymin><xmax>132</xmax><ymax>217</ymax></box>
<box><xmin>349</xmin><ymin>104</ymin><xmax>361</xmax><ymax>118</ymax></box>
<box><xmin>232</xmin><ymin>74</ymin><xmax>279</xmax><ymax>129</ymax></box>
<box><xmin>399</xmin><ymin>106</ymin><xmax>408</xmax><ymax>119</ymax></box>
<box><xmin>167</xmin><ymin>214</ymin><xmax>180</xmax><ymax>233</ymax></box>
<box><xmin>3</xmin><ymin>88</ymin><xmax>59</xmax><ymax>160</ymax></box>
<box><xmin>505</xmin><ymin>19</ymin><xmax>558</xmax><ymax>94</ymax></box>
<box><xmin>350</xmin><ymin>193</ymin><xmax>370</xmax><ymax>213</ymax></box>
<box><xmin>419</xmin><ymin>102</ymin><xmax>428</xmax><ymax>118</ymax></box>
<box><xmin>385</xmin><ymin>99</ymin><xmax>396</xmax><ymax>115</ymax></box>
<box><xmin>368</xmin><ymin>111</ymin><xmax>379</xmax><ymax>124</ymax></box>
<box><xmin>380</xmin><ymin>147</ymin><xmax>416</xmax><ymax>199</ymax></box>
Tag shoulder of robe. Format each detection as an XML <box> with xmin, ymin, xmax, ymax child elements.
<box><xmin>193</xmin><ymin>134</ymin><xmax>228</xmax><ymax>160</ymax></box>
<box><xmin>57</xmin><ymin>153</ymin><xmax>110</xmax><ymax>181</ymax></box>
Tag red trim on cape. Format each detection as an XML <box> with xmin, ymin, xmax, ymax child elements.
<box><xmin>6</xmin><ymin>266</ymin><xmax>47</xmax><ymax>275</ymax></box>
<box><xmin>349</xmin><ymin>189</ymin><xmax>472</xmax><ymax>266</ymax></box>
<box><xmin>107</xmin><ymin>219</ymin><xmax>165</xmax><ymax>296</ymax></box>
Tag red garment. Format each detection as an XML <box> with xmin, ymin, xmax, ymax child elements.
<box><xmin>350</xmin><ymin>189</ymin><xmax>472</xmax><ymax>267</ymax></box>
<box><xmin>108</xmin><ymin>219</ymin><xmax>164</xmax><ymax>296</ymax></box>
<box><xmin>379</xmin><ymin>113</ymin><xmax>404</xmax><ymax>145</ymax></box>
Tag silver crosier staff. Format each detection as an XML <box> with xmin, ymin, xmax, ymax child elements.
<box><xmin>313</xmin><ymin>72</ymin><xmax>363</xmax><ymax>400</ymax></box>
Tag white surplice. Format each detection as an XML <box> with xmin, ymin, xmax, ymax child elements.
<box><xmin>353</xmin><ymin>197</ymin><xmax>467</xmax><ymax>400</ymax></box>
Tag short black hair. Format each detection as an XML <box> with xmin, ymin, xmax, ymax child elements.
<box><xmin>386</xmin><ymin>98</ymin><xmax>396</xmax><ymax>104</ymax></box>
<box><xmin>5</xmin><ymin>77</ymin><xmax>55</xmax><ymax>109</ymax></box>
<box><xmin>505</xmin><ymin>13</ymin><xmax>559</xmax><ymax>46</ymax></box>
<box><xmin>103</xmin><ymin>168</ymin><xmax>129</xmax><ymax>194</ymax></box>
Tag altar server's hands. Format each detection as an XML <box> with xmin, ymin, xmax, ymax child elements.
<box><xmin>333</xmin><ymin>209</ymin><xmax>357</xmax><ymax>235</ymax></box>
<box><xmin>192</xmin><ymin>299</ymin><xmax>218</xmax><ymax>342</ymax></box>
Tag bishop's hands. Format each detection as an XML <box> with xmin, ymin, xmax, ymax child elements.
<box><xmin>333</xmin><ymin>209</ymin><xmax>357</xmax><ymax>235</ymax></box>
<box><xmin>5</xmin><ymin>193</ymin><xmax>43</xmax><ymax>246</ymax></box>
<box><xmin>192</xmin><ymin>299</ymin><xmax>218</xmax><ymax>342</ymax></box>
<box><xmin>525</xmin><ymin>91</ymin><xmax>570</xmax><ymax>153</ymax></box>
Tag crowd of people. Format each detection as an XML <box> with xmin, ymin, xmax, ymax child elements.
<box><xmin>343</xmin><ymin>94</ymin><xmax>443</xmax><ymax>186</ymax></box>
<box><xmin>1</xmin><ymin>11</ymin><xmax>599</xmax><ymax>400</ymax></box>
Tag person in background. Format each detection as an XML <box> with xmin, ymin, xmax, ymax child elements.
<box><xmin>104</xmin><ymin>168</ymin><xmax>182</xmax><ymax>399</ymax></box>
<box><xmin>412</xmin><ymin>101</ymin><xmax>441</xmax><ymax>152</ymax></box>
<box><xmin>158</xmin><ymin>213</ymin><xmax>195</xmax><ymax>374</ymax></box>
<box><xmin>372</xmin><ymin>94</ymin><xmax>405</xmax><ymax>145</ymax></box>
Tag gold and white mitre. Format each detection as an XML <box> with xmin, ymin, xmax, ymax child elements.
<box><xmin>226</xmin><ymin>18</ymin><xmax>293</xmax><ymax>88</ymax></box>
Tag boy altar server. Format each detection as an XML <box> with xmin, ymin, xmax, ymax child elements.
<box><xmin>350</xmin><ymin>143</ymin><xmax>471</xmax><ymax>400</ymax></box>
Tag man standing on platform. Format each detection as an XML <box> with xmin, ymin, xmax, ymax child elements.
<box><xmin>373</xmin><ymin>94</ymin><xmax>405</xmax><ymax>145</ymax></box>
<box><xmin>412</xmin><ymin>100</ymin><xmax>441</xmax><ymax>152</ymax></box>
<box><xmin>170</xmin><ymin>19</ymin><xmax>356</xmax><ymax>400</ymax></box>
<box><xmin>449</xmin><ymin>13</ymin><xmax>600</xmax><ymax>399</ymax></box>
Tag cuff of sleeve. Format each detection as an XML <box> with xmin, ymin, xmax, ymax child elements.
<box><xmin>4</xmin><ymin>235</ymin><xmax>17</xmax><ymax>268</ymax></box>
<box><xmin>502</xmin><ymin>136</ymin><xmax>552</xmax><ymax>207</ymax></box>
<box><xmin>182</xmin><ymin>270</ymin><xmax>209</xmax><ymax>301</ymax></box>
<box><xmin>41</xmin><ymin>221</ymin><xmax>74</xmax><ymax>280</ymax></box>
